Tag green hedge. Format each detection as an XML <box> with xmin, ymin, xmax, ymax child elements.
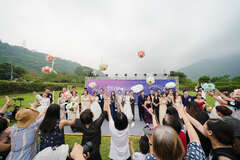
<box><xmin>179</xmin><ymin>82</ymin><xmax>240</xmax><ymax>92</ymax></box>
<box><xmin>0</xmin><ymin>81</ymin><xmax>66</xmax><ymax>94</ymax></box>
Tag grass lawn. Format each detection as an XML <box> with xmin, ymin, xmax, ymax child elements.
<box><xmin>0</xmin><ymin>88</ymin><xmax>215</xmax><ymax>159</ymax></box>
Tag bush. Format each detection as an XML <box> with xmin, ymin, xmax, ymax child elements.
<box><xmin>0</xmin><ymin>81</ymin><xmax>66</xmax><ymax>94</ymax></box>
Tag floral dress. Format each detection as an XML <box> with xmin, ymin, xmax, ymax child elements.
<box><xmin>40</xmin><ymin>120</ymin><xmax>65</xmax><ymax>151</ymax></box>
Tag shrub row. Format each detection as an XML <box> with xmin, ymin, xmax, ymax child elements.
<box><xmin>180</xmin><ymin>82</ymin><xmax>240</xmax><ymax>92</ymax></box>
<box><xmin>0</xmin><ymin>81</ymin><xmax>66</xmax><ymax>94</ymax></box>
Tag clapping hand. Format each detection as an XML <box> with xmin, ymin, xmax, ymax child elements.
<box><xmin>70</xmin><ymin>143</ymin><xmax>90</xmax><ymax>160</ymax></box>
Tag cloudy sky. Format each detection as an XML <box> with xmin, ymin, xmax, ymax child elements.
<box><xmin>0</xmin><ymin>0</ymin><xmax>240</xmax><ymax>75</ymax></box>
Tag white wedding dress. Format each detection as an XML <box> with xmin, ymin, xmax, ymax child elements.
<box><xmin>90</xmin><ymin>96</ymin><xmax>102</xmax><ymax>121</ymax></box>
<box><xmin>35</xmin><ymin>94</ymin><xmax>50</xmax><ymax>114</ymax></box>
<box><xmin>123</xmin><ymin>96</ymin><xmax>133</xmax><ymax>120</ymax></box>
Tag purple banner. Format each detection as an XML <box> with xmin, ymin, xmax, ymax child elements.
<box><xmin>87</xmin><ymin>79</ymin><xmax>177</xmax><ymax>103</ymax></box>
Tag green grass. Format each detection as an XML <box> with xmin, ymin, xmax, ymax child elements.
<box><xmin>64</xmin><ymin>135</ymin><xmax>140</xmax><ymax>159</ymax></box>
<box><xmin>1</xmin><ymin>89</ymin><xmax>216</xmax><ymax>159</ymax></box>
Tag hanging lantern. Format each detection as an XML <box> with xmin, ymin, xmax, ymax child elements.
<box><xmin>99</xmin><ymin>64</ymin><xmax>108</xmax><ymax>71</ymax></box>
<box><xmin>46</xmin><ymin>55</ymin><xmax>55</xmax><ymax>62</ymax></box>
<box><xmin>138</xmin><ymin>50</ymin><xmax>145</xmax><ymax>58</ymax></box>
<box><xmin>41</xmin><ymin>66</ymin><xmax>51</xmax><ymax>74</ymax></box>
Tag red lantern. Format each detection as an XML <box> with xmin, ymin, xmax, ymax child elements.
<box><xmin>138</xmin><ymin>50</ymin><xmax>145</xmax><ymax>58</ymax></box>
<box><xmin>46</xmin><ymin>55</ymin><xmax>54</xmax><ymax>62</ymax></box>
<box><xmin>41</xmin><ymin>66</ymin><xmax>51</xmax><ymax>74</ymax></box>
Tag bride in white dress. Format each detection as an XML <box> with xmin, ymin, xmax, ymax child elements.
<box><xmin>123</xmin><ymin>91</ymin><xmax>133</xmax><ymax>121</ymax></box>
<box><xmin>81</xmin><ymin>90</ymin><xmax>91</xmax><ymax>112</ymax></box>
<box><xmin>90</xmin><ymin>91</ymin><xmax>102</xmax><ymax>121</ymax></box>
<box><xmin>67</xmin><ymin>90</ymin><xmax>80</xmax><ymax>120</ymax></box>
<box><xmin>34</xmin><ymin>91</ymin><xmax>50</xmax><ymax>114</ymax></box>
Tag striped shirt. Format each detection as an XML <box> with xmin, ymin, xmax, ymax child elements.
<box><xmin>6</xmin><ymin>118</ymin><xmax>43</xmax><ymax>160</ymax></box>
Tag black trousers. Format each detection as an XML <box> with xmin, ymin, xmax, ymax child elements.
<box><xmin>138</xmin><ymin>104</ymin><xmax>144</xmax><ymax>121</ymax></box>
<box><xmin>131</xmin><ymin>104</ymin><xmax>135</xmax><ymax>120</ymax></box>
<box><xmin>153</xmin><ymin>106</ymin><xmax>159</xmax><ymax>123</ymax></box>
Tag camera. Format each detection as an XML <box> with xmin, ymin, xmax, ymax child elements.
<box><xmin>83</xmin><ymin>141</ymin><xmax>93</xmax><ymax>155</ymax></box>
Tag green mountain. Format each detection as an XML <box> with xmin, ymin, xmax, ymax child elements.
<box><xmin>179</xmin><ymin>54</ymin><xmax>240</xmax><ymax>80</ymax></box>
<box><xmin>0</xmin><ymin>41</ymin><xmax>86</xmax><ymax>74</ymax></box>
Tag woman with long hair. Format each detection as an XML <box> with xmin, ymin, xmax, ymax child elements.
<box><xmin>39</xmin><ymin>103</ymin><xmax>77</xmax><ymax>151</ymax></box>
<box><xmin>173</xmin><ymin>91</ymin><xmax>182</xmax><ymax>107</ymax></box>
<box><xmin>143</xmin><ymin>95</ymin><xmax>153</xmax><ymax>125</ymax></box>
<box><xmin>90</xmin><ymin>91</ymin><xmax>102</xmax><ymax>121</ymax></box>
<box><xmin>159</xmin><ymin>92</ymin><xmax>168</xmax><ymax>125</ymax></box>
<box><xmin>123</xmin><ymin>91</ymin><xmax>133</xmax><ymax>121</ymax></box>
<box><xmin>81</xmin><ymin>90</ymin><xmax>91</xmax><ymax>112</ymax></box>
<box><xmin>194</xmin><ymin>93</ymin><xmax>207</xmax><ymax>110</ymax></box>
<box><xmin>187</xmin><ymin>114</ymin><xmax>240</xmax><ymax>159</ymax></box>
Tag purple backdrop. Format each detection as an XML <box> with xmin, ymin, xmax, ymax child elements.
<box><xmin>87</xmin><ymin>79</ymin><xmax>177</xmax><ymax>103</ymax></box>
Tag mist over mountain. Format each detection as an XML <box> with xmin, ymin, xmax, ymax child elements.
<box><xmin>178</xmin><ymin>54</ymin><xmax>240</xmax><ymax>80</ymax></box>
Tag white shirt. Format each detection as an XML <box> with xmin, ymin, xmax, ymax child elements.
<box><xmin>109</xmin><ymin>119</ymin><xmax>130</xmax><ymax>160</ymax></box>
<box><xmin>133</xmin><ymin>152</ymin><xmax>147</xmax><ymax>160</ymax></box>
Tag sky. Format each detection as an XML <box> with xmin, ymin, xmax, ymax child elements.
<box><xmin>0</xmin><ymin>0</ymin><xmax>240</xmax><ymax>75</ymax></box>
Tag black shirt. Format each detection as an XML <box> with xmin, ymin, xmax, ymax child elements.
<box><xmin>79</xmin><ymin>111</ymin><xmax>107</xmax><ymax>148</ymax></box>
<box><xmin>212</xmin><ymin>148</ymin><xmax>240</xmax><ymax>160</ymax></box>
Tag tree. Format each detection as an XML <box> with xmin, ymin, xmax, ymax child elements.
<box><xmin>170</xmin><ymin>71</ymin><xmax>187</xmax><ymax>84</ymax></box>
<box><xmin>211</xmin><ymin>75</ymin><xmax>230</xmax><ymax>82</ymax></box>
<box><xmin>232</xmin><ymin>75</ymin><xmax>240</xmax><ymax>82</ymax></box>
<box><xmin>198</xmin><ymin>75</ymin><xmax>210</xmax><ymax>83</ymax></box>
<box><xmin>74</xmin><ymin>66</ymin><xmax>93</xmax><ymax>76</ymax></box>
<box><xmin>0</xmin><ymin>63</ymin><xmax>26</xmax><ymax>80</ymax></box>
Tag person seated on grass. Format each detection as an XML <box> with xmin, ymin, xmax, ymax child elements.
<box><xmin>6</xmin><ymin>103</ymin><xmax>46</xmax><ymax>160</ymax></box>
<box><xmin>39</xmin><ymin>103</ymin><xmax>77</xmax><ymax>151</ymax></box>
<box><xmin>75</xmin><ymin>101</ymin><xmax>108</xmax><ymax>160</ymax></box>
<box><xmin>106</xmin><ymin>93</ymin><xmax>131</xmax><ymax>160</ymax></box>
<box><xmin>129</xmin><ymin>135</ymin><xmax>150</xmax><ymax>160</ymax></box>
<box><xmin>186</xmin><ymin>111</ymin><xmax>240</xmax><ymax>160</ymax></box>
<box><xmin>0</xmin><ymin>96</ymin><xmax>12</xmax><ymax>160</ymax></box>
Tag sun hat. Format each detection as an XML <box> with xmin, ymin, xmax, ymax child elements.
<box><xmin>15</xmin><ymin>108</ymin><xmax>39</xmax><ymax>128</ymax></box>
<box><xmin>33</xmin><ymin>144</ymin><xmax>69</xmax><ymax>160</ymax></box>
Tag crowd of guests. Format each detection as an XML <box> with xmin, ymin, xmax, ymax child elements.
<box><xmin>0</xmin><ymin>86</ymin><xmax>240</xmax><ymax>160</ymax></box>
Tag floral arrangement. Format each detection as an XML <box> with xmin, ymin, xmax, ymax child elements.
<box><xmin>201</xmin><ymin>83</ymin><xmax>215</xmax><ymax>92</ymax></box>
<box><xmin>62</xmin><ymin>92</ymin><xmax>72</xmax><ymax>99</ymax></box>
<box><xmin>66</xmin><ymin>102</ymin><xmax>75</xmax><ymax>113</ymax></box>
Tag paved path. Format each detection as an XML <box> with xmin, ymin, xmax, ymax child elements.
<box><xmin>64</xmin><ymin>105</ymin><xmax>149</xmax><ymax>136</ymax></box>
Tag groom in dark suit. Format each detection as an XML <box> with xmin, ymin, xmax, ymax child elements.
<box><xmin>138</xmin><ymin>90</ymin><xmax>145</xmax><ymax>121</ymax></box>
<box><xmin>97</xmin><ymin>88</ymin><xmax>104</xmax><ymax>111</ymax></box>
